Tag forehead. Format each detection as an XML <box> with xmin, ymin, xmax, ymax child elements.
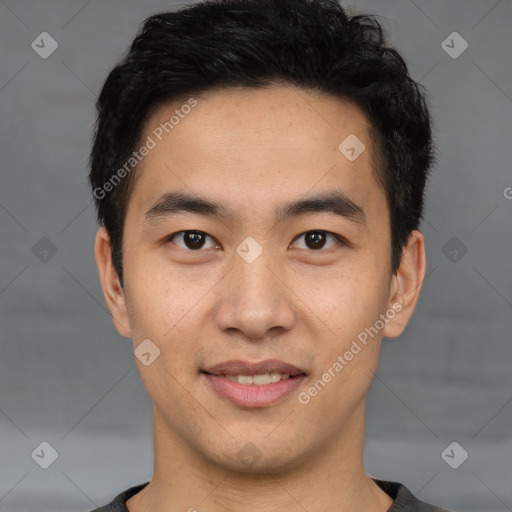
<box><xmin>128</xmin><ymin>84</ymin><xmax>386</xmax><ymax>225</ymax></box>
<box><xmin>144</xmin><ymin>85</ymin><xmax>373</xmax><ymax>154</ymax></box>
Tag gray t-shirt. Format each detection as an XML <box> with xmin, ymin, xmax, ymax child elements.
<box><xmin>89</xmin><ymin>478</ymin><xmax>455</xmax><ymax>511</ymax></box>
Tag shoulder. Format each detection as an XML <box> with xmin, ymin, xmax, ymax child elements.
<box><xmin>373</xmin><ymin>478</ymin><xmax>456</xmax><ymax>512</ymax></box>
<box><xmin>88</xmin><ymin>482</ymin><xmax>150</xmax><ymax>512</ymax></box>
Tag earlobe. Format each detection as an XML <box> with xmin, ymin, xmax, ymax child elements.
<box><xmin>382</xmin><ymin>230</ymin><xmax>426</xmax><ymax>339</ymax></box>
<box><xmin>94</xmin><ymin>227</ymin><xmax>132</xmax><ymax>338</ymax></box>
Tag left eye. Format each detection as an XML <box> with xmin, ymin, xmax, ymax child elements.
<box><xmin>291</xmin><ymin>231</ymin><xmax>342</xmax><ymax>251</ymax></box>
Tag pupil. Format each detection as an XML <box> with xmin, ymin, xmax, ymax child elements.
<box><xmin>307</xmin><ymin>231</ymin><xmax>325</xmax><ymax>249</ymax></box>
<box><xmin>185</xmin><ymin>231</ymin><xmax>205</xmax><ymax>249</ymax></box>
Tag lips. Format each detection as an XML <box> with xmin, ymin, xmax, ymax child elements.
<box><xmin>202</xmin><ymin>359</ymin><xmax>306</xmax><ymax>377</ymax></box>
<box><xmin>201</xmin><ymin>359</ymin><xmax>307</xmax><ymax>408</ymax></box>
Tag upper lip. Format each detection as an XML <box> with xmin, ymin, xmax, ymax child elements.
<box><xmin>203</xmin><ymin>359</ymin><xmax>306</xmax><ymax>377</ymax></box>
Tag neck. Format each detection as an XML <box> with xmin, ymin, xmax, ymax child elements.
<box><xmin>126</xmin><ymin>401</ymin><xmax>392</xmax><ymax>512</ymax></box>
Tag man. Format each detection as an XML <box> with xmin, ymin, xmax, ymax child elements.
<box><xmin>88</xmin><ymin>0</ymin><xmax>452</xmax><ymax>510</ymax></box>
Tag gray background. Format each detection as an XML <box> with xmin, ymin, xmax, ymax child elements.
<box><xmin>0</xmin><ymin>0</ymin><xmax>511</xmax><ymax>511</ymax></box>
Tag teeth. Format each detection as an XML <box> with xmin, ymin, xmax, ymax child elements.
<box><xmin>224</xmin><ymin>372</ymin><xmax>291</xmax><ymax>385</ymax></box>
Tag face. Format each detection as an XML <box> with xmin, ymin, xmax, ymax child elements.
<box><xmin>96</xmin><ymin>84</ymin><xmax>424</xmax><ymax>474</ymax></box>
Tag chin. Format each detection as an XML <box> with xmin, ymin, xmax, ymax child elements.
<box><xmin>197</xmin><ymin>436</ymin><xmax>310</xmax><ymax>476</ymax></box>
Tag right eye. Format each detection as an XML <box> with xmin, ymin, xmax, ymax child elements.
<box><xmin>165</xmin><ymin>230</ymin><xmax>220</xmax><ymax>251</ymax></box>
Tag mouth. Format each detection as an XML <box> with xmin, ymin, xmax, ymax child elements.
<box><xmin>210</xmin><ymin>372</ymin><xmax>297</xmax><ymax>384</ymax></box>
<box><xmin>203</xmin><ymin>358</ymin><xmax>307</xmax><ymax>377</ymax></box>
<box><xmin>201</xmin><ymin>359</ymin><xmax>307</xmax><ymax>408</ymax></box>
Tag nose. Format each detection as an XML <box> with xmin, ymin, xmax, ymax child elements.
<box><xmin>214</xmin><ymin>247</ymin><xmax>296</xmax><ymax>341</ymax></box>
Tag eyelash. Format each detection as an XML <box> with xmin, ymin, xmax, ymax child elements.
<box><xmin>165</xmin><ymin>230</ymin><xmax>347</xmax><ymax>252</ymax></box>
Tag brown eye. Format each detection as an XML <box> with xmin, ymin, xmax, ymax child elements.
<box><xmin>167</xmin><ymin>230</ymin><xmax>218</xmax><ymax>250</ymax></box>
<box><xmin>292</xmin><ymin>231</ymin><xmax>342</xmax><ymax>251</ymax></box>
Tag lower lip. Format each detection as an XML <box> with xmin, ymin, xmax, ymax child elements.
<box><xmin>203</xmin><ymin>373</ymin><xmax>306</xmax><ymax>408</ymax></box>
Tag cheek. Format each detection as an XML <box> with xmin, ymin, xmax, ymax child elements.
<box><xmin>309</xmin><ymin>256</ymin><xmax>390</xmax><ymax>333</ymax></box>
<box><xmin>122</xmin><ymin>260</ymin><xmax>212</xmax><ymax>380</ymax></box>
<box><xmin>123</xmin><ymin>251</ymin><xmax>199</xmax><ymax>338</ymax></box>
<box><xmin>305</xmin><ymin>270</ymin><xmax>388</xmax><ymax>409</ymax></box>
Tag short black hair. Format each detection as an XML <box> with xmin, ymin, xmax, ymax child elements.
<box><xmin>89</xmin><ymin>0</ymin><xmax>436</xmax><ymax>288</ymax></box>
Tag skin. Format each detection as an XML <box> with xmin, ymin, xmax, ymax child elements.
<box><xmin>95</xmin><ymin>84</ymin><xmax>426</xmax><ymax>512</ymax></box>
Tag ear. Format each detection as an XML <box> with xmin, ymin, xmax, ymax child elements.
<box><xmin>382</xmin><ymin>230</ymin><xmax>426</xmax><ymax>339</ymax></box>
<box><xmin>94</xmin><ymin>226</ymin><xmax>132</xmax><ymax>338</ymax></box>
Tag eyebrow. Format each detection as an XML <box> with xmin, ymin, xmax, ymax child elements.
<box><xmin>144</xmin><ymin>190</ymin><xmax>366</xmax><ymax>225</ymax></box>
